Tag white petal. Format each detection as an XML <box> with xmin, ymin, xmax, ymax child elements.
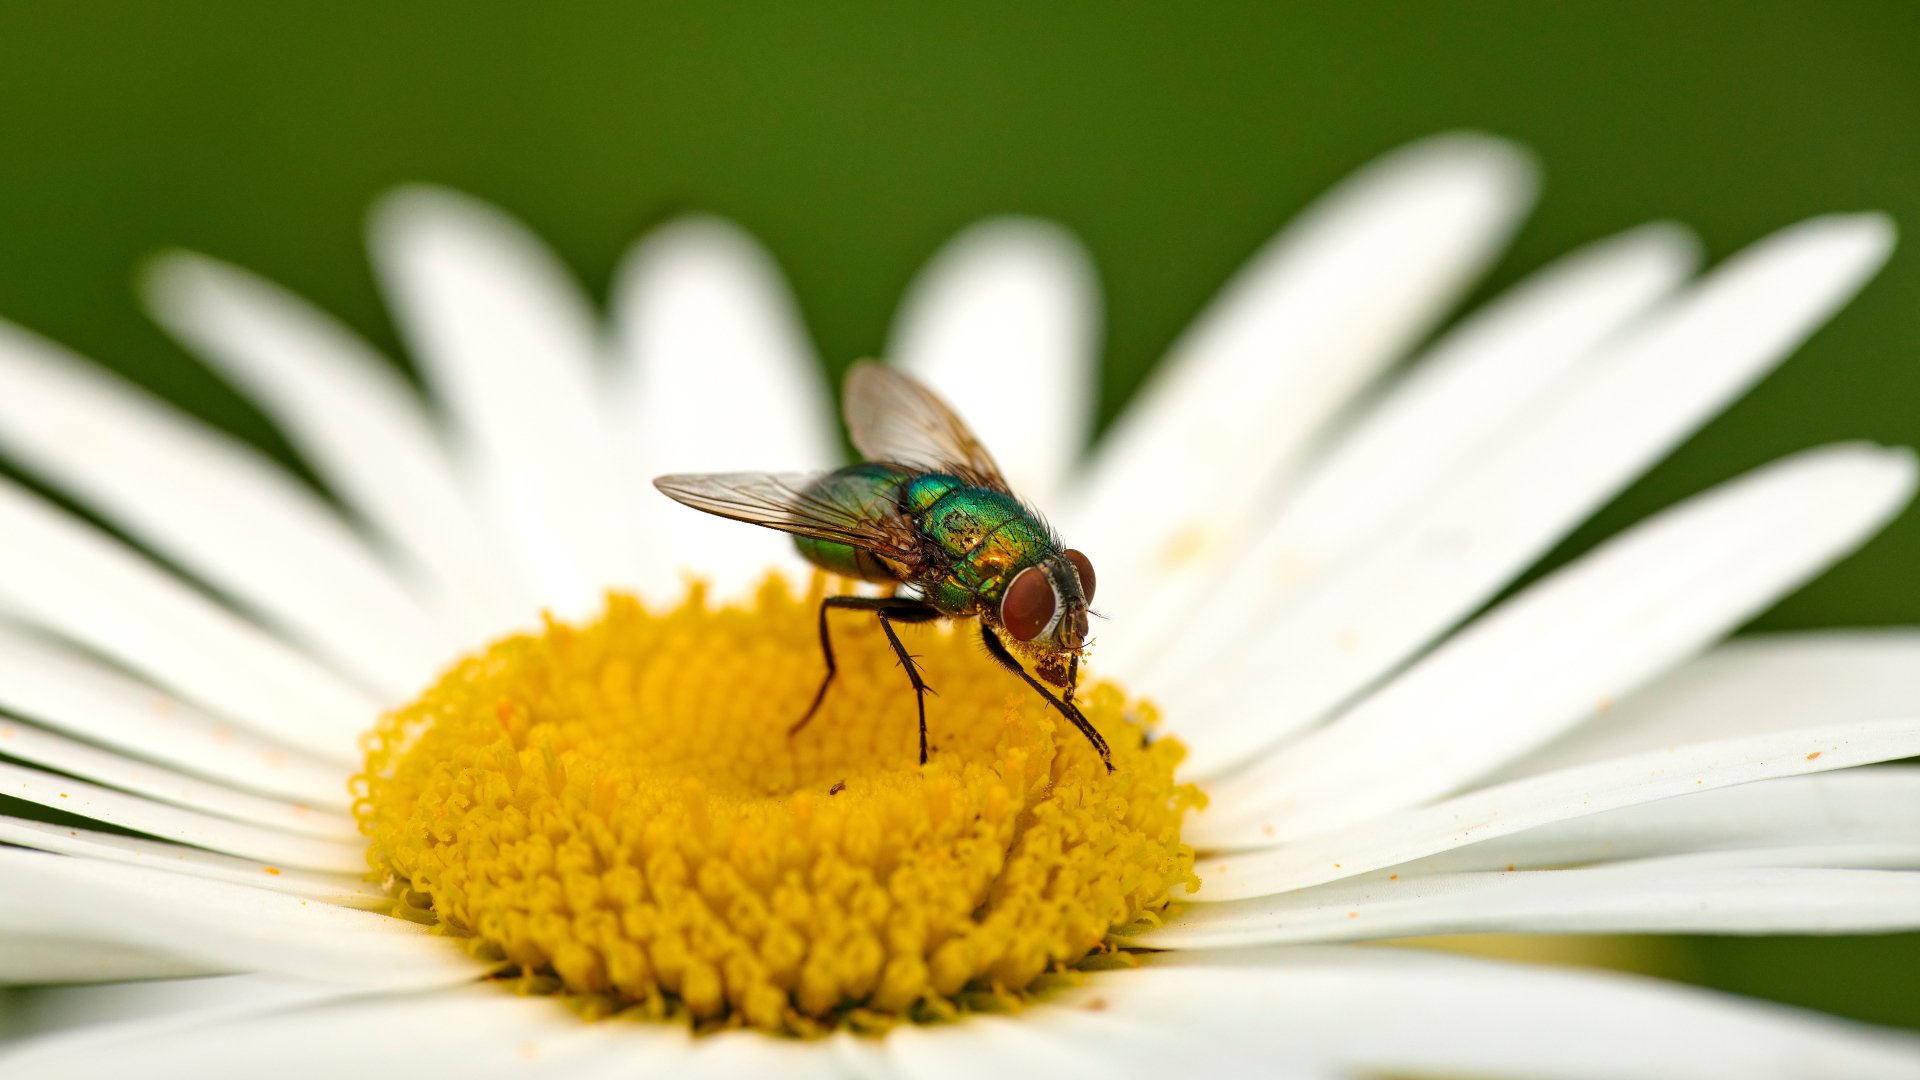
<box><xmin>1643</xmin><ymin>843</ymin><xmax>1920</xmax><ymax>872</ymax></box>
<box><xmin>1113</xmin><ymin>221</ymin><xmax>1696</xmax><ymax>675</ymax></box>
<box><xmin>888</xmin><ymin>1011</ymin><xmax>1179</xmax><ymax>1080</ymax></box>
<box><xmin>1</xmin><ymin>983</ymin><xmax>696</xmax><ymax>1080</ymax></box>
<box><xmin>1400</xmin><ymin>767</ymin><xmax>1920</xmax><ymax>876</ymax></box>
<box><xmin>6</xmin><ymin>974</ymin><xmax>352</xmax><ymax>1046</ymax></box>
<box><xmin>0</xmin><ymin>479</ymin><xmax>374</xmax><ymax>764</ymax></box>
<box><xmin>1060</xmin><ymin>133</ymin><xmax>1536</xmax><ymax>633</ymax></box>
<box><xmin>674</xmin><ymin>1030</ymin><xmax>872</xmax><ymax>1080</ymax></box>
<box><xmin>142</xmin><ymin>252</ymin><xmax>532</xmax><ymax>637</ymax></box>
<box><xmin>1096</xmin><ymin>947</ymin><xmax>1920</xmax><ymax>1079</ymax></box>
<box><xmin>0</xmin><ymin>936</ymin><xmax>225</xmax><ymax>985</ymax></box>
<box><xmin>1495</xmin><ymin>629</ymin><xmax>1920</xmax><ymax>781</ymax></box>
<box><xmin>1171</xmin><ymin>214</ymin><xmax>1898</xmax><ymax>777</ymax></box>
<box><xmin>0</xmin><ymin>622</ymin><xmax>349</xmax><ymax>808</ymax></box>
<box><xmin>1191</xmin><ymin>716</ymin><xmax>1920</xmax><ymax>898</ymax></box>
<box><xmin>889</xmin><ymin>217</ymin><xmax>1101</xmax><ymax>505</ymax></box>
<box><xmin>0</xmin><ymin>848</ymin><xmax>484</xmax><ymax>989</ymax></box>
<box><xmin>1140</xmin><ymin>866</ymin><xmax>1920</xmax><ymax>949</ymax></box>
<box><xmin>0</xmin><ymin>763</ymin><xmax>362</xmax><ymax>872</ymax></box>
<box><xmin>899</xmin><ymin>947</ymin><xmax>1920</xmax><ymax>1079</ymax></box>
<box><xmin>1203</xmin><ymin>443</ymin><xmax>1915</xmax><ymax>841</ymax></box>
<box><xmin>0</xmin><ymin>817</ymin><xmax>382</xmax><ymax>908</ymax></box>
<box><xmin>0</xmin><ymin>723</ymin><xmax>352</xmax><ymax>839</ymax></box>
<box><xmin>610</xmin><ymin>216</ymin><xmax>838</xmax><ymax>599</ymax></box>
<box><xmin>0</xmin><ymin>319</ymin><xmax>453</xmax><ymax>700</ymax></box>
<box><xmin>370</xmin><ymin>186</ymin><xmax>638</xmax><ymax>618</ymax></box>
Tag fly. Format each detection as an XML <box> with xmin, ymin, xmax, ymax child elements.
<box><xmin>653</xmin><ymin>361</ymin><xmax>1110</xmax><ymax>771</ymax></box>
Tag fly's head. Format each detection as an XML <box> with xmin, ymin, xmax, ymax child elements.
<box><xmin>996</xmin><ymin>548</ymin><xmax>1096</xmax><ymax>685</ymax></box>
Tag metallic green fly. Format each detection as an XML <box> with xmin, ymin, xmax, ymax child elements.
<box><xmin>653</xmin><ymin>361</ymin><xmax>1110</xmax><ymax>771</ymax></box>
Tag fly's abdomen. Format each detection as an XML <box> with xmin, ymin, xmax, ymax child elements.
<box><xmin>793</xmin><ymin>463</ymin><xmax>913</xmax><ymax>582</ymax></box>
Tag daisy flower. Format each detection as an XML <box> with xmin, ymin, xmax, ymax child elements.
<box><xmin>2</xmin><ymin>132</ymin><xmax>1919</xmax><ymax>1078</ymax></box>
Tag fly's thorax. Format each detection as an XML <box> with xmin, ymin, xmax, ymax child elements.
<box><xmin>900</xmin><ymin>472</ymin><xmax>963</xmax><ymax>516</ymax></box>
<box><xmin>916</xmin><ymin>487</ymin><xmax>1050</xmax><ymax>610</ymax></box>
<box><xmin>917</xmin><ymin>487</ymin><xmax>1036</xmax><ymax>562</ymax></box>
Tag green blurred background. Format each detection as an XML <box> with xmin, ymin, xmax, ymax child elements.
<box><xmin>0</xmin><ymin>1</ymin><xmax>1914</xmax><ymax>1030</ymax></box>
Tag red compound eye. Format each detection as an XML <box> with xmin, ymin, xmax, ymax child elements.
<box><xmin>1064</xmin><ymin>548</ymin><xmax>1096</xmax><ymax>602</ymax></box>
<box><xmin>1001</xmin><ymin>565</ymin><xmax>1056</xmax><ymax>642</ymax></box>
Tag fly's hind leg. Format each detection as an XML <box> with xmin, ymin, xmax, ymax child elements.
<box><xmin>791</xmin><ymin>595</ymin><xmax>942</xmax><ymax>763</ymax></box>
<box><xmin>979</xmin><ymin>625</ymin><xmax>1114</xmax><ymax>773</ymax></box>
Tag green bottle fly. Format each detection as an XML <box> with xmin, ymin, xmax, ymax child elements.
<box><xmin>655</xmin><ymin>362</ymin><xmax>1107</xmax><ymax>771</ymax></box>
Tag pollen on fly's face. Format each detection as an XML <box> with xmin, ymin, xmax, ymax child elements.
<box><xmin>354</xmin><ymin>577</ymin><xmax>1199</xmax><ymax>1035</ymax></box>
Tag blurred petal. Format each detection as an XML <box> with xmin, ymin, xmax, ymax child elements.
<box><xmin>1497</xmin><ymin>629</ymin><xmax>1920</xmax><ymax>780</ymax></box>
<box><xmin>1193</xmin><ymin>716</ymin><xmax>1920</xmax><ymax>897</ymax></box>
<box><xmin>1141</xmin><ymin>866</ymin><xmax>1920</xmax><ymax>948</ymax></box>
<box><xmin>890</xmin><ymin>217</ymin><xmax>1101</xmax><ymax>504</ymax></box>
<box><xmin>4</xmin><ymin>974</ymin><xmax>351</xmax><ymax>1047</ymax></box>
<box><xmin>371</xmin><ymin>187</ymin><xmax>638</xmax><ymax>618</ymax></box>
<box><xmin>0</xmin><ymin>818</ymin><xmax>382</xmax><ymax>908</ymax></box>
<box><xmin>0</xmin><ymin>762</ymin><xmax>362</xmax><ymax>871</ymax></box>
<box><xmin>143</xmin><ymin>252</ymin><xmax>530</xmax><ymax>637</ymax></box>
<box><xmin>0</xmin><ymin>937</ymin><xmax>225</xmax><ymax>985</ymax></box>
<box><xmin>672</xmin><ymin>1030</ymin><xmax>879</xmax><ymax>1080</ymax></box>
<box><xmin>1202</xmin><ymin>443</ymin><xmax>1915</xmax><ymax>840</ymax></box>
<box><xmin>1130</xmin><ymin>948</ymin><xmax>1920</xmax><ymax>1078</ymax></box>
<box><xmin>1168</xmin><ymin>213</ymin><xmax>1897</xmax><ymax>776</ymax></box>
<box><xmin>610</xmin><ymin>215</ymin><xmax>837</xmax><ymax>599</ymax></box>
<box><xmin>889</xmin><ymin>1009</ymin><xmax>1196</xmax><ymax>1080</ymax></box>
<box><xmin>0</xmin><ymin>319</ymin><xmax>452</xmax><ymax>699</ymax></box>
<box><xmin>1400</xmin><ymin>767</ymin><xmax>1920</xmax><ymax>877</ymax></box>
<box><xmin>909</xmin><ymin>947</ymin><xmax>1920</xmax><ymax>1080</ymax></box>
<box><xmin>0</xmin><ymin>622</ymin><xmax>349</xmax><ymax>808</ymax></box>
<box><xmin>0</xmin><ymin>982</ymin><xmax>696</xmax><ymax>1080</ymax></box>
<box><xmin>0</xmin><ymin>724</ymin><xmax>352</xmax><ymax>839</ymax></box>
<box><xmin>1062</xmin><ymin>133</ymin><xmax>1537</xmax><ymax>630</ymax></box>
<box><xmin>0</xmin><ymin>478</ymin><xmax>375</xmax><ymax>764</ymax></box>
<box><xmin>0</xmin><ymin>849</ymin><xmax>485</xmax><ymax>990</ymax></box>
<box><xmin>1114</xmin><ymin>221</ymin><xmax>1696</xmax><ymax>674</ymax></box>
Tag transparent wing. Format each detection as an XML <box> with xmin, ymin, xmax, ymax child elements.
<box><xmin>843</xmin><ymin>361</ymin><xmax>1010</xmax><ymax>490</ymax></box>
<box><xmin>652</xmin><ymin>470</ymin><xmax>925</xmax><ymax>563</ymax></box>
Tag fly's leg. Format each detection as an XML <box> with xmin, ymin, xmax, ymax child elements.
<box><xmin>1059</xmin><ymin>652</ymin><xmax>1128</xmax><ymax>748</ymax></box>
<box><xmin>792</xmin><ymin>596</ymin><xmax>849</xmax><ymax>733</ymax></box>
<box><xmin>874</xmin><ymin>609</ymin><xmax>940</xmax><ymax>764</ymax></box>
<box><xmin>791</xmin><ymin>595</ymin><xmax>942</xmax><ymax>763</ymax></box>
<box><xmin>979</xmin><ymin>625</ymin><xmax>1113</xmax><ymax>772</ymax></box>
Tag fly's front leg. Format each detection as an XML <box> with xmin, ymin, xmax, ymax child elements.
<box><xmin>791</xmin><ymin>596</ymin><xmax>942</xmax><ymax>764</ymax></box>
<box><xmin>979</xmin><ymin>625</ymin><xmax>1113</xmax><ymax>772</ymax></box>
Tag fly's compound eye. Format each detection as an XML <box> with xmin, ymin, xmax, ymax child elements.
<box><xmin>1064</xmin><ymin>548</ymin><xmax>1096</xmax><ymax>602</ymax></box>
<box><xmin>1001</xmin><ymin>565</ymin><xmax>1057</xmax><ymax>642</ymax></box>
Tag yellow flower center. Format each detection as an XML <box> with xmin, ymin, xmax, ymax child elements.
<box><xmin>355</xmin><ymin>574</ymin><xmax>1200</xmax><ymax>1034</ymax></box>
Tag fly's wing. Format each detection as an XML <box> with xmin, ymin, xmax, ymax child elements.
<box><xmin>652</xmin><ymin>470</ymin><xmax>926</xmax><ymax>566</ymax></box>
<box><xmin>843</xmin><ymin>361</ymin><xmax>1011</xmax><ymax>491</ymax></box>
